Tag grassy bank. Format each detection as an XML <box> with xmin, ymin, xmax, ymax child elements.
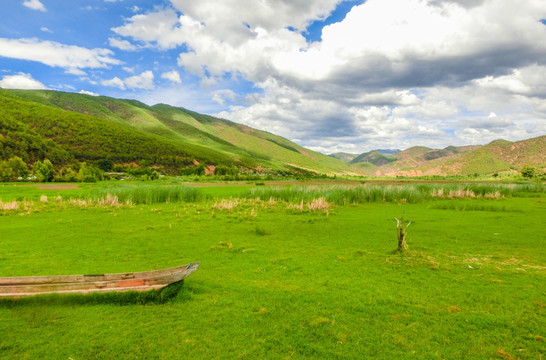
<box><xmin>0</xmin><ymin>182</ymin><xmax>544</xmax><ymax>359</ymax></box>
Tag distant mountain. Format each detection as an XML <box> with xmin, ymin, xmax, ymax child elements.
<box><xmin>374</xmin><ymin>138</ymin><xmax>545</xmax><ymax>177</ymax></box>
<box><xmin>329</xmin><ymin>152</ymin><xmax>359</xmax><ymax>162</ymax></box>
<box><xmin>331</xmin><ymin>149</ymin><xmax>401</xmax><ymax>163</ymax></box>
<box><xmin>350</xmin><ymin>151</ymin><xmax>396</xmax><ymax>166</ymax></box>
<box><xmin>375</xmin><ymin>149</ymin><xmax>401</xmax><ymax>155</ymax></box>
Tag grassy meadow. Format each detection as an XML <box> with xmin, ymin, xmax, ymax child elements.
<box><xmin>0</xmin><ymin>181</ymin><xmax>544</xmax><ymax>359</ymax></box>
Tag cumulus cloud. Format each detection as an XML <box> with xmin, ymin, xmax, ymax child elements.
<box><xmin>101</xmin><ymin>71</ymin><xmax>155</xmax><ymax>90</ymax></box>
<box><xmin>65</xmin><ymin>68</ymin><xmax>86</xmax><ymax>76</ymax></box>
<box><xmin>111</xmin><ymin>8</ymin><xmax>185</xmax><ymax>50</ymax></box>
<box><xmin>273</xmin><ymin>0</ymin><xmax>546</xmax><ymax>91</ymax></box>
<box><xmin>0</xmin><ymin>38</ymin><xmax>121</xmax><ymax>70</ymax></box>
<box><xmin>161</xmin><ymin>70</ymin><xmax>181</xmax><ymax>84</ymax></box>
<box><xmin>40</xmin><ymin>27</ymin><xmax>53</xmax><ymax>33</ymax></box>
<box><xmin>0</xmin><ymin>73</ymin><xmax>47</xmax><ymax>89</ymax></box>
<box><xmin>101</xmin><ymin>77</ymin><xmax>125</xmax><ymax>90</ymax></box>
<box><xmin>108</xmin><ymin>37</ymin><xmax>138</xmax><ymax>51</ymax></box>
<box><xmin>125</xmin><ymin>71</ymin><xmax>155</xmax><ymax>89</ymax></box>
<box><xmin>78</xmin><ymin>89</ymin><xmax>100</xmax><ymax>96</ymax></box>
<box><xmin>113</xmin><ymin>0</ymin><xmax>546</xmax><ymax>151</ymax></box>
<box><xmin>22</xmin><ymin>0</ymin><xmax>46</xmax><ymax>12</ymax></box>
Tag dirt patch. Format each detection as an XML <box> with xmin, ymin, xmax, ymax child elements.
<box><xmin>34</xmin><ymin>184</ymin><xmax>80</xmax><ymax>191</ymax></box>
<box><xmin>183</xmin><ymin>179</ymin><xmax>511</xmax><ymax>187</ymax></box>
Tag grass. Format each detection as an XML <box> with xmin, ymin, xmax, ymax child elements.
<box><xmin>0</xmin><ymin>182</ymin><xmax>544</xmax><ymax>359</ymax></box>
<box><xmin>89</xmin><ymin>184</ymin><xmax>205</xmax><ymax>204</ymax></box>
<box><xmin>243</xmin><ymin>183</ymin><xmax>545</xmax><ymax>205</ymax></box>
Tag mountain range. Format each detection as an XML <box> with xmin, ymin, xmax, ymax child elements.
<box><xmin>344</xmin><ymin>139</ymin><xmax>545</xmax><ymax>176</ymax></box>
<box><xmin>0</xmin><ymin>88</ymin><xmax>544</xmax><ymax>177</ymax></box>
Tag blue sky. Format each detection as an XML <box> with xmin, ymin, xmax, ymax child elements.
<box><xmin>1</xmin><ymin>0</ymin><xmax>546</xmax><ymax>154</ymax></box>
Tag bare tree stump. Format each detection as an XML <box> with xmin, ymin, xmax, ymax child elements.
<box><xmin>395</xmin><ymin>215</ymin><xmax>411</xmax><ymax>252</ymax></box>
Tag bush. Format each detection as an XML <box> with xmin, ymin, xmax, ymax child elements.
<box><xmin>214</xmin><ymin>165</ymin><xmax>238</xmax><ymax>176</ymax></box>
<box><xmin>78</xmin><ymin>162</ymin><xmax>103</xmax><ymax>182</ymax></box>
<box><xmin>58</xmin><ymin>167</ymin><xmax>79</xmax><ymax>182</ymax></box>
<box><xmin>33</xmin><ymin>159</ymin><xmax>55</xmax><ymax>182</ymax></box>
<box><xmin>97</xmin><ymin>159</ymin><xmax>114</xmax><ymax>172</ymax></box>
<box><xmin>521</xmin><ymin>165</ymin><xmax>536</xmax><ymax>179</ymax></box>
<box><xmin>0</xmin><ymin>161</ymin><xmax>13</xmax><ymax>181</ymax></box>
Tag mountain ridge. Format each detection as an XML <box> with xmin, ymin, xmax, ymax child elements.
<box><xmin>1</xmin><ymin>88</ymin><xmax>544</xmax><ymax>177</ymax></box>
<box><xmin>0</xmin><ymin>89</ymin><xmax>354</xmax><ymax>176</ymax></box>
<box><xmin>344</xmin><ymin>139</ymin><xmax>545</xmax><ymax>176</ymax></box>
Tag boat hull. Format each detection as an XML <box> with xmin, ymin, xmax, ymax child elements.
<box><xmin>0</xmin><ymin>262</ymin><xmax>200</xmax><ymax>298</ymax></box>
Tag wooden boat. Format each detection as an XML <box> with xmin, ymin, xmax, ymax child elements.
<box><xmin>0</xmin><ymin>262</ymin><xmax>200</xmax><ymax>298</ymax></box>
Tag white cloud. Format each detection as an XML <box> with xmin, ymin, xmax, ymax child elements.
<box><xmin>101</xmin><ymin>77</ymin><xmax>125</xmax><ymax>90</ymax></box>
<box><xmin>101</xmin><ymin>71</ymin><xmax>155</xmax><ymax>90</ymax></box>
<box><xmin>161</xmin><ymin>70</ymin><xmax>181</xmax><ymax>84</ymax></box>
<box><xmin>78</xmin><ymin>90</ymin><xmax>100</xmax><ymax>96</ymax></box>
<box><xmin>108</xmin><ymin>37</ymin><xmax>138</xmax><ymax>51</ymax></box>
<box><xmin>111</xmin><ymin>9</ymin><xmax>185</xmax><ymax>50</ymax></box>
<box><xmin>22</xmin><ymin>0</ymin><xmax>46</xmax><ymax>12</ymax></box>
<box><xmin>40</xmin><ymin>27</ymin><xmax>53</xmax><ymax>33</ymax></box>
<box><xmin>170</xmin><ymin>0</ymin><xmax>341</xmax><ymax>40</ymax></box>
<box><xmin>212</xmin><ymin>90</ymin><xmax>238</xmax><ymax>105</ymax></box>
<box><xmin>0</xmin><ymin>73</ymin><xmax>47</xmax><ymax>89</ymax></box>
<box><xmin>65</xmin><ymin>68</ymin><xmax>86</xmax><ymax>76</ymax></box>
<box><xmin>0</xmin><ymin>38</ymin><xmax>121</xmax><ymax>70</ymax></box>
<box><xmin>271</xmin><ymin>0</ymin><xmax>546</xmax><ymax>89</ymax></box>
<box><xmin>111</xmin><ymin>0</ymin><xmax>546</xmax><ymax>152</ymax></box>
<box><xmin>125</xmin><ymin>71</ymin><xmax>154</xmax><ymax>89</ymax></box>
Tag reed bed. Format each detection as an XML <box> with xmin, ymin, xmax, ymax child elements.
<box><xmin>244</xmin><ymin>183</ymin><xmax>544</xmax><ymax>204</ymax></box>
<box><xmin>0</xmin><ymin>200</ymin><xmax>20</xmax><ymax>210</ymax></box>
<box><xmin>89</xmin><ymin>185</ymin><xmax>204</xmax><ymax>205</ymax></box>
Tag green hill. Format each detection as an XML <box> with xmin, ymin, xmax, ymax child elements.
<box><xmin>329</xmin><ymin>152</ymin><xmax>358</xmax><ymax>162</ymax></box>
<box><xmin>0</xmin><ymin>89</ymin><xmax>354</xmax><ymax>175</ymax></box>
<box><xmin>2</xmin><ymin>89</ymin><xmax>543</xmax><ymax>178</ymax></box>
<box><xmin>351</xmin><ymin>151</ymin><xmax>396</xmax><ymax>166</ymax></box>
<box><xmin>373</xmin><ymin>138</ymin><xmax>545</xmax><ymax>177</ymax></box>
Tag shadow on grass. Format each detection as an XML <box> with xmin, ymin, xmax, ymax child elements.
<box><xmin>0</xmin><ymin>281</ymin><xmax>193</xmax><ymax>307</ymax></box>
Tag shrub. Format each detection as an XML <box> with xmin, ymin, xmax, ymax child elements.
<box><xmin>78</xmin><ymin>162</ymin><xmax>103</xmax><ymax>182</ymax></box>
<box><xmin>33</xmin><ymin>159</ymin><xmax>55</xmax><ymax>182</ymax></box>
<box><xmin>96</xmin><ymin>159</ymin><xmax>114</xmax><ymax>172</ymax></box>
<box><xmin>521</xmin><ymin>165</ymin><xmax>536</xmax><ymax>179</ymax></box>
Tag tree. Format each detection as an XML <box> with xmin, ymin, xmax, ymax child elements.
<box><xmin>59</xmin><ymin>167</ymin><xmax>78</xmax><ymax>182</ymax></box>
<box><xmin>521</xmin><ymin>165</ymin><xmax>536</xmax><ymax>179</ymax></box>
<box><xmin>78</xmin><ymin>162</ymin><xmax>99</xmax><ymax>182</ymax></box>
<box><xmin>214</xmin><ymin>165</ymin><xmax>237</xmax><ymax>176</ymax></box>
<box><xmin>96</xmin><ymin>159</ymin><xmax>114</xmax><ymax>172</ymax></box>
<box><xmin>33</xmin><ymin>159</ymin><xmax>55</xmax><ymax>182</ymax></box>
<box><xmin>0</xmin><ymin>161</ymin><xmax>13</xmax><ymax>182</ymax></box>
<box><xmin>8</xmin><ymin>156</ymin><xmax>29</xmax><ymax>180</ymax></box>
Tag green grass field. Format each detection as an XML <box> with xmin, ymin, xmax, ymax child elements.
<box><xmin>0</xmin><ymin>181</ymin><xmax>544</xmax><ymax>359</ymax></box>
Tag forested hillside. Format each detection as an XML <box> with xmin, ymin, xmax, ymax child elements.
<box><xmin>0</xmin><ymin>89</ymin><xmax>353</xmax><ymax>178</ymax></box>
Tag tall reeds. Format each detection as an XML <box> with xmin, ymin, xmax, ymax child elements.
<box><xmin>89</xmin><ymin>185</ymin><xmax>204</xmax><ymax>205</ymax></box>
<box><xmin>243</xmin><ymin>183</ymin><xmax>544</xmax><ymax>205</ymax></box>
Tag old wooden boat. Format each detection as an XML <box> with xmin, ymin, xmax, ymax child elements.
<box><xmin>0</xmin><ymin>262</ymin><xmax>200</xmax><ymax>298</ymax></box>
